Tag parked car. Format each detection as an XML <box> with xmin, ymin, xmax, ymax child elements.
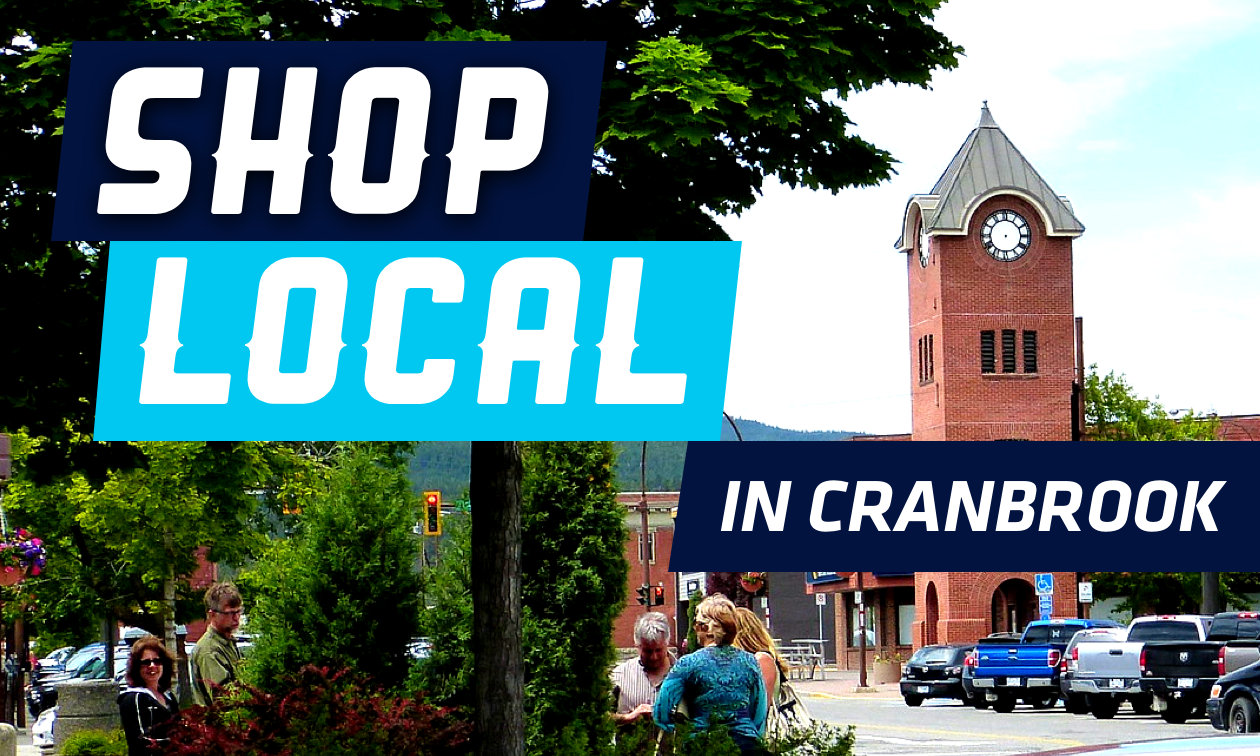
<box><xmin>963</xmin><ymin>633</ymin><xmax>1021</xmax><ymax>709</ymax></box>
<box><xmin>26</xmin><ymin>643</ymin><xmax>128</xmax><ymax>717</ymax></box>
<box><xmin>1207</xmin><ymin>612</ymin><xmax>1260</xmax><ymax>679</ymax></box>
<box><xmin>899</xmin><ymin>644</ymin><xmax>973</xmax><ymax>706</ymax></box>
<box><xmin>32</xmin><ymin>646</ymin><xmax>76</xmax><ymax>679</ymax></box>
<box><xmin>32</xmin><ymin>705</ymin><xmax>55</xmax><ymax>750</ymax></box>
<box><xmin>1135</xmin><ymin>614</ymin><xmax>1217</xmax><ymax>723</ymax></box>
<box><xmin>1208</xmin><ymin>657</ymin><xmax>1260</xmax><ymax>732</ymax></box>
<box><xmin>972</xmin><ymin>618</ymin><xmax>1123</xmax><ymax>713</ymax></box>
<box><xmin>1061</xmin><ymin>626</ymin><xmax>1154</xmax><ymax>719</ymax></box>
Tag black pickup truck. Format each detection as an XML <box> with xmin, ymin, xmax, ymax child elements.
<box><xmin>1139</xmin><ymin>612</ymin><xmax>1260</xmax><ymax>723</ymax></box>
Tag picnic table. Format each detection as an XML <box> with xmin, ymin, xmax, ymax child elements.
<box><xmin>777</xmin><ymin>638</ymin><xmax>826</xmax><ymax>680</ymax></box>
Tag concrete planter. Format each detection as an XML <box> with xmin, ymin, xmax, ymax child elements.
<box><xmin>870</xmin><ymin>662</ymin><xmax>902</xmax><ymax>685</ymax></box>
<box><xmin>53</xmin><ymin>679</ymin><xmax>120</xmax><ymax>754</ymax></box>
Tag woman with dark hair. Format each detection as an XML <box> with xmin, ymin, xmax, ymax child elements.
<box><xmin>653</xmin><ymin>594</ymin><xmax>768</xmax><ymax>754</ymax></box>
<box><xmin>118</xmin><ymin>635</ymin><xmax>179</xmax><ymax>756</ymax></box>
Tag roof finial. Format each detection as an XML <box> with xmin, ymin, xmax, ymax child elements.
<box><xmin>978</xmin><ymin>101</ymin><xmax>998</xmax><ymax>129</ymax></box>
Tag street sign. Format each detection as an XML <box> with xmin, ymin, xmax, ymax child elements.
<box><xmin>855</xmin><ymin>590</ymin><xmax>864</xmax><ymax>606</ymax></box>
<box><xmin>679</xmin><ymin>571</ymin><xmax>705</xmax><ymax>597</ymax></box>
<box><xmin>816</xmin><ymin>592</ymin><xmax>827</xmax><ymax>606</ymax></box>
<box><xmin>1078</xmin><ymin>581</ymin><xmax>1094</xmax><ymax>604</ymax></box>
<box><xmin>1035</xmin><ymin>573</ymin><xmax>1054</xmax><ymax>596</ymax></box>
<box><xmin>1038</xmin><ymin>593</ymin><xmax>1053</xmax><ymax>620</ymax></box>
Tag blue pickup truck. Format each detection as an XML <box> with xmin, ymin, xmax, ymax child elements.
<box><xmin>973</xmin><ymin>618</ymin><xmax>1123</xmax><ymax>713</ymax></box>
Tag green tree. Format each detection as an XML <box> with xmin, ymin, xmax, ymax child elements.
<box><xmin>1090</xmin><ymin>572</ymin><xmax>1260</xmax><ymax>617</ymax></box>
<box><xmin>520</xmin><ymin>442</ymin><xmax>627</xmax><ymax>756</ymax></box>
<box><xmin>1084</xmin><ymin>365</ymin><xmax>1219</xmax><ymax>440</ymax></box>
<box><xmin>242</xmin><ymin>446</ymin><xmax>424</xmax><ymax>691</ymax></box>
<box><xmin>5</xmin><ymin>436</ymin><xmax>303</xmax><ymax>644</ymax></box>
<box><xmin>414</xmin><ymin>513</ymin><xmax>475</xmax><ymax>707</ymax></box>
<box><xmin>414</xmin><ymin>442</ymin><xmax>628</xmax><ymax>756</ymax></box>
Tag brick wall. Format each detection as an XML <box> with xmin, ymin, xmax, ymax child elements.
<box><xmin>913</xmin><ymin>571</ymin><xmax>1079</xmax><ymax>644</ymax></box>
<box><xmin>911</xmin><ymin>194</ymin><xmax>1076</xmax><ymax>441</ymax></box>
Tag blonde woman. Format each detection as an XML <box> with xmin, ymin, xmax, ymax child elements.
<box><xmin>733</xmin><ymin>607</ymin><xmax>789</xmax><ymax>716</ymax></box>
<box><xmin>653</xmin><ymin>594</ymin><xmax>768</xmax><ymax>754</ymax></box>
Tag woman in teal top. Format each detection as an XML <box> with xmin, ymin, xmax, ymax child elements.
<box><xmin>653</xmin><ymin>594</ymin><xmax>768</xmax><ymax>754</ymax></box>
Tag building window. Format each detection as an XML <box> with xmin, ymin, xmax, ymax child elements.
<box><xmin>850</xmin><ymin>601</ymin><xmax>877</xmax><ymax>646</ymax></box>
<box><xmin>981</xmin><ymin>331</ymin><xmax>995</xmax><ymax>373</ymax></box>
<box><xmin>1023</xmin><ymin>330</ymin><xmax>1038</xmax><ymax>373</ymax></box>
<box><xmin>637</xmin><ymin>531</ymin><xmax>656</xmax><ymax>564</ymax></box>
<box><xmin>918</xmin><ymin>335</ymin><xmax>935</xmax><ymax>384</ymax></box>
<box><xmin>1001</xmin><ymin>329</ymin><xmax>1017</xmax><ymax>373</ymax></box>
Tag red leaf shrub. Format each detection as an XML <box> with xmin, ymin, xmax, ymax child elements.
<box><xmin>168</xmin><ymin>665</ymin><xmax>472</xmax><ymax>756</ymax></box>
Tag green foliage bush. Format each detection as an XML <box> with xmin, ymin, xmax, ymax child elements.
<box><xmin>60</xmin><ymin>729</ymin><xmax>126</xmax><ymax>756</ymax></box>
<box><xmin>413</xmin><ymin>514</ymin><xmax>475</xmax><ymax>708</ymax></box>
<box><xmin>414</xmin><ymin>442</ymin><xmax>630</xmax><ymax>756</ymax></box>
<box><xmin>520</xmin><ymin>442</ymin><xmax>628</xmax><ymax>756</ymax></box>
<box><xmin>241</xmin><ymin>447</ymin><xmax>423</xmax><ymax>692</ymax></box>
<box><xmin>168</xmin><ymin>665</ymin><xmax>472</xmax><ymax>756</ymax></box>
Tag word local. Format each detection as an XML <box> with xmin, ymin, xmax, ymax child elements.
<box><xmin>99</xmin><ymin>66</ymin><xmax>546</xmax><ymax>215</ymax></box>
<box><xmin>141</xmin><ymin>256</ymin><xmax>686</xmax><ymax>406</ymax></box>
<box><xmin>721</xmin><ymin>479</ymin><xmax>1222</xmax><ymax>533</ymax></box>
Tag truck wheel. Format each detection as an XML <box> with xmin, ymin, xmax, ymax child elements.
<box><xmin>992</xmin><ymin>694</ymin><xmax>1016</xmax><ymax>713</ymax></box>
<box><xmin>1130</xmin><ymin>694</ymin><xmax>1153</xmax><ymax>715</ymax></box>
<box><xmin>1161</xmin><ymin>702</ymin><xmax>1189</xmax><ymax>724</ymax></box>
<box><xmin>1229</xmin><ymin>697</ymin><xmax>1260</xmax><ymax>733</ymax></box>
<box><xmin>1028</xmin><ymin>692</ymin><xmax>1057</xmax><ymax>710</ymax></box>
<box><xmin>904</xmin><ymin>695</ymin><xmax>924</xmax><ymax>707</ymax></box>
<box><xmin>1090</xmin><ymin>696</ymin><xmax>1120</xmax><ymax>720</ymax></box>
<box><xmin>1065</xmin><ymin>693</ymin><xmax>1090</xmax><ymax>715</ymax></box>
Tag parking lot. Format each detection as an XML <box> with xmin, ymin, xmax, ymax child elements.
<box><xmin>792</xmin><ymin>672</ymin><xmax>1225</xmax><ymax>756</ymax></box>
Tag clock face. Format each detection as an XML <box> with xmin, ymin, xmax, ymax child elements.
<box><xmin>981</xmin><ymin>210</ymin><xmax>1031</xmax><ymax>261</ymax></box>
<box><xmin>918</xmin><ymin>225</ymin><xmax>930</xmax><ymax>268</ymax></box>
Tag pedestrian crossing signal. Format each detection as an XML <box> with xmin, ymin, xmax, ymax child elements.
<box><xmin>651</xmin><ymin>585</ymin><xmax>665</xmax><ymax>606</ymax></box>
<box><xmin>423</xmin><ymin>491</ymin><xmax>442</xmax><ymax>536</ymax></box>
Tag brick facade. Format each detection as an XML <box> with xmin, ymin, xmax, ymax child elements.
<box><xmin>612</xmin><ymin>493</ymin><xmax>680</xmax><ymax>650</ymax></box>
<box><xmin>911</xmin><ymin>193</ymin><xmax>1076</xmax><ymax>441</ymax></box>
<box><xmin>912</xmin><ymin>571</ymin><xmax>1079</xmax><ymax>645</ymax></box>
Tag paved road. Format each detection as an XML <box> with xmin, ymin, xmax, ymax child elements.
<box><xmin>791</xmin><ymin>674</ymin><xmax>1227</xmax><ymax>755</ymax></box>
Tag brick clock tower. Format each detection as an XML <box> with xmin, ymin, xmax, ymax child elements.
<box><xmin>896</xmin><ymin>104</ymin><xmax>1085</xmax><ymax>440</ymax></box>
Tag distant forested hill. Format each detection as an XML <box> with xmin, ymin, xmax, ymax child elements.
<box><xmin>405</xmin><ymin>419</ymin><xmax>861</xmax><ymax>495</ymax></box>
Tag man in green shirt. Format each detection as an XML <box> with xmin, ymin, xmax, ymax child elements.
<box><xmin>190</xmin><ymin>582</ymin><xmax>243</xmax><ymax>706</ymax></box>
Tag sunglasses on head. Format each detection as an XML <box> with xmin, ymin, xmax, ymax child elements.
<box><xmin>139</xmin><ymin>659</ymin><xmax>163</xmax><ymax>667</ymax></box>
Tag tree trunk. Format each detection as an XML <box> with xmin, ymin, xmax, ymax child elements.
<box><xmin>1202</xmin><ymin>572</ymin><xmax>1223</xmax><ymax>615</ymax></box>
<box><xmin>164</xmin><ymin>530</ymin><xmax>178</xmax><ymax>655</ymax></box>
<box><xmin>471</xmin><ymin>441</ymin><xmax>523</xmax><ymax>756</ymax></box>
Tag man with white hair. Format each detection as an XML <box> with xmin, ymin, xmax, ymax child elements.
<box><xmin>612</xmin><ymin>612</ymin><xmax>674</xmax><ymax>731</ymax></box>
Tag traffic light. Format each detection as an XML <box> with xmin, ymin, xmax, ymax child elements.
<box><xmin>635</xmin><ymin>584</ymin><xmax>649</xmax><ymax>605</ymax></box>
<box><xmin>651</xmin><ymin>585</ymin><xmax>665</xmax><ymax>606</ymax></box>
<box><xmin>423</xmin><ymin>491</ymin><xmax>442</xmax><ymax>536</ymax></box>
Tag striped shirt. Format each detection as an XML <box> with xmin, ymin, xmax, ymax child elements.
<box><xmin>612</xmin><ymin>656</ymin><xmax>670</xmax><ymax>713</ymax></box>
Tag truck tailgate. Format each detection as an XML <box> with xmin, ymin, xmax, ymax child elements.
<box><xmin>1075</xmin><ymin>641</ymin><xmax>1142</xmax><ymax>678</ymax></box>
<box><xmin>975</xmin><ymin>645</ymin><xmax>1055</xmax><ymax>677</ymax></box>
<box><xmin>1142</xmin><ymin>641</ymin><xmax>1220</xmax><ymax>679</ymax></box>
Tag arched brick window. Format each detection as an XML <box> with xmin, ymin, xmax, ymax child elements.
<box><xmin>924</xmin><ymin>582</ymin><xmax>939</xmax><ymax>645</ymax></box>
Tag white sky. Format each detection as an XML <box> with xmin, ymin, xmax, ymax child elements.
<box><xmin>719</xmin><ymin>0</ymin><xmax>1260</xmax><ymax>434</ymax></box>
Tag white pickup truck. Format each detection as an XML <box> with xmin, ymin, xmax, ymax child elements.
<box><xmin>1067</xmin><ymin>615</ymin><xmax>1211</xmax><ymax>720</ymax></box>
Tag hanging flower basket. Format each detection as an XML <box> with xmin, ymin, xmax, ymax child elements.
<box><xmin>739</xmin><ymin>572</ymin><xmax>766</xmax><ymax>594</ymax></box>
<box><xmin>0</xmin><ymin>529</ymin><xmax>47</xmax><ymax>586</ymax></box>
<box><xmin>0</xmin><ymin>567</ymin><xmax>26</xmax><ymax>587</ymax></box>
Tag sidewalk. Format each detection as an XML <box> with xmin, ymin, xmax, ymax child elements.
<box><xmin>13</xmin><ymin>728</ymin><xmax>39</xmax><ymax>756</ymax></box>
<box><xmin>786</xmin><ymin>668</ymin><xmax>903</xmax><ymax>701</ymax></box>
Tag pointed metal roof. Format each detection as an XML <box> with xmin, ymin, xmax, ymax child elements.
<box><xmin>896</xmin><ymin>104</ymin><xmax>1084</xmax><ymax>251</ymax></box>
<box><xmin>927</xmin><ymin>103</ymin><xmax>1083</xmax><ymax>235</ymax></box>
